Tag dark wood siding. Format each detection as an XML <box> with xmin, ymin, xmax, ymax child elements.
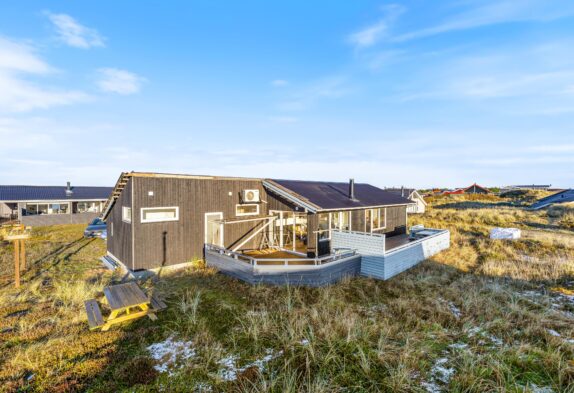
<box><xmin>131</xmin><ymin>177</ymin><xmax>271</xmax><ymax>270</ymax></box>
<box><xmin>107</xmin><ymin>178</ymin><xmax>133</xmax><ymax>267</ymax></box>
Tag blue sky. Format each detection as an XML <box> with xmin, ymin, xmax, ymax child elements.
<box><xmin>0</xmin><ymin>1</ymin><xmax>573</xmax><ymax>188</ymax></box>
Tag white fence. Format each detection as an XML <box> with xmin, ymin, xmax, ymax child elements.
<box><xmin>331</xmin><ymin>229</ymin><xmax>450</xmax><ymax>280</ymax></box>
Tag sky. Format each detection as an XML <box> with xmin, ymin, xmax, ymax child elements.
<box><xmin>0</xmin><ymin>0</ymin><xmax>573</xmax><ymax>189</ymax></box>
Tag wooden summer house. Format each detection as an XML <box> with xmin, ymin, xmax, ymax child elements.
<box><xmin>102</xmin><ymin>172</ymin><xmax>450</xmax><ymax>285</ymax></box>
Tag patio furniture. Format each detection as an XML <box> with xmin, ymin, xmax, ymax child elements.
<box><xmin>84</xmin><ymin>282</ymin><xmax>166</xmax><ymax>331</ymax></box>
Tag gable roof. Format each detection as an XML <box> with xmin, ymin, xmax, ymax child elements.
<box><xmin>0</xmin><ymin>185</ymin><xmax>113</xmax><ymax>202</ymax></box>
<box><xmin>385</xmin><ymin>188</ymin><xmax>427</xmax><ymax>205</ymax></box>
<box><xmin>265</xmin><ymin>179</ymin><xmax>413</xmax><ymax>212</ymax></box>
<box><xmin>464</xmin><ymin>183</ymin><xmax>490</xmax><ymax>193</ymax></box>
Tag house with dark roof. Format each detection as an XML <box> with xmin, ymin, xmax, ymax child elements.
<box><xmin>384</xmin><ymin>188</ymin><xmax>427</xmax><ymax>214</ymax></box>
<box><xmin>530</xmin><ymin>189</ymin><xmax>574</xmax><ymax>210</ymax></box>
<box><xmin>102</xmin><ymin>172</ymin><xmax>450</xmax><ymax>285</ymax></box>
<box><xmin>0</xmin><ymin>182</ymin><xmax>113</xmax><ymax>226</ymax></box>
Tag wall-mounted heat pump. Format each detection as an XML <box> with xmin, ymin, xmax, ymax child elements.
<box><xmin>242</xmin><ymin>189</ymin><xmax>260</xmax><ymax>203</ymax></box>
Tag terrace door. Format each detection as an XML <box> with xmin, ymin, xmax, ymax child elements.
<box><xmin>205</xmin><ymin>212</ymin><xmax>224</xmax><ymax>247</ymax></box>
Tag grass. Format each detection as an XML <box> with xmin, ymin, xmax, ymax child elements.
<box><xmin>1</xmin><ymin>195</ymin><xmax>573</xmax><ymax>392</ymax></box>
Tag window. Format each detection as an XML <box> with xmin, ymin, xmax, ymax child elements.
<box><xmin>49</xmin><ymin>203</ymin><xmax>68</xmax><ymax>214</ymax></box>
<box><xmin>365</xmin><ymin>208</ymin><xmax>386</xmax><ymax>232</ymax></box>
<box><xmin>141</xmin><ymin>207</ymin><xmax>179</xmax><ymax>223</ymax></box>
<box><xmin>317</xmin><ymin>213</ymin><xmax>330</xmax><ymax>240</ymax></box>
<box><xmin>122</xmin><ymin>206</ymin><xmax>132</xmax><ymax>223</ymax></box>
<box><xmin>330</xmin><ymin>211</ymin><xmax>351</xmax><ymax>232</ymax></box>
<box><xmin>77</xmin><ymin>202</ymin><xmax>101</xmax><ymax>213</ymax></box>
<box><xmin>25</xmin><ymin>204</ymin><xmax>38</xmax><ymax>215</ymax></box>
<box><xmin>25</xmin><ymin>202</ymin><xmax>69</xmax><ymax>215</ymax></box>
<box><xmin>236</xmin><ymin>204</ymin><xmax>259</xmax><ymax>216</ymax></box>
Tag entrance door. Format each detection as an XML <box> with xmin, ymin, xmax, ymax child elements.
<box><xmin>205</xmin><ymin>212</ymin><xmax>224</xmax><ymax>247</ymax></box>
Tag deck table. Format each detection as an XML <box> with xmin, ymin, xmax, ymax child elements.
<box><xmin>101</xmin><ymin>282</ymin><xmax>157</xmax><ymax>331</ymax></box>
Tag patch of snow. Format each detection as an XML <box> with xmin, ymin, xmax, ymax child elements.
<box><xmin>565</xmin><ymin>338</ymin><xmax>574</xmax><ymax>344</ymax></box>
<box><xmin>218</xmin><ymin>355</ymin><xmax>240</xmax><ymax>381</ymax></box>
<box><xmin>194</xmin><ymin>382</ymin><xmax>213</xmax><ymax>392</ymax></box>
<box><xmin>465</xmin><ymin>325</ymin><xmax>503</xmax><ymax>346</ymax></box>
<box><xmin>300</xmin><ymin>338</ymin><xmax>310</xmax><ymax>346</ymax></box>
<box><xmin>218</xmin><ymin>348</ymin><xmax>283</xmax><ymax>381</ymax></box>
<box><xmin>448</xmin><ymin>342</ymin><xmax>468</xmax><ymax>350</ymax></box>
<box><xmin>488</xmin><ymin>335</ymin><xmax>504</xmax><ymax>346</ymax></box>
<box><xmin>447</xmin><ymin>302</ymin><xmax>462</xmax><ymax>319</ymax></box>
<box><xmin>424</xmin><ymin>357</ymin><xmax>454</xmax><ymax>392</ymax></box>
<box><xmin>147</xmin><ymin>335</ymin><xmax>196</xmax><ymax>375</ymax></box>
<box><xmin>527</xmin><ymin>384</ymin><xmax>555</xmax><ymax>393</ymax></box>
<box><xmin>547</xmin><ymin>329</ymin><xmax>561</xmax><ymax>337</ymax></box>
<box><xmin>421</xmin><ymin>380</ymin><xmax>442</xmax><ymax>393</ymax></box>
<box><xmin>432</xmin><ymin>358</ymin><xmax>454</xmax><ymax>383</ymax></box>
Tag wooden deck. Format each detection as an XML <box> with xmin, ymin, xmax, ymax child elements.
<box><xmin>384</xmin><ymin>234</ymin><xmax>412</xmax><ymax>251</ymax></box>
<box><xmin>243</xmin><ymin>249</ymin><xmax>308</xmax><ymax>265</ymax></box>
<box><xmin>244</xmin><ymin>249</ymin><xmax>305</xmax><ymax>259</ymax></box>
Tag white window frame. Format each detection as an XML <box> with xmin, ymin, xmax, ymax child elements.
<box><xmin>330</xmin><ymin>211</ymin><xmax>351</xmax><ymax>232</ymax></box>
<box><xmin>317</xmin><ymin>213</ymin><xmax>331</xmax><ymax>240</ymax></box>
<box><xmin>141</xmin><ymin>206</ymin><xmax>179</xmax><ymax>223</ymax></box>
<box><xmin>366</xmin><ymin>207</ymin><xmax>387</xmax><ymax>232</ymax></box>
<box><xmin>122</xmin><ymin>206</ymin><xmax>132</xmax><ymax>223</ymax></box>
<box><xmin>235</xmin><ymin>203</ymin><xmax>259</xmax><ymax>217</ymax></box>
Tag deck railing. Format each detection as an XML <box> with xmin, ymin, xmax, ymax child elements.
<box><xmin>205</xmin><ymin>244</ymin><xmax>357</xmax><ymax>267</ymax></box>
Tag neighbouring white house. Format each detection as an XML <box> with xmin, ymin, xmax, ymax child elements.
<box><xmin>385</xmin><ymin>188</ymin><xmax>427</xmax><ymax>214</ymax></box>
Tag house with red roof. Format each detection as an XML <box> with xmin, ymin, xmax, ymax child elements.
<box><xmin>443</xmin><ymin>183</ymin><xmax>490</xmax><ymax>195</ymax></box>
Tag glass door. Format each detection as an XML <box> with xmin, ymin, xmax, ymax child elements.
<box><xmin>205</xmin><ymin>212</ymin><xmax>224</xmax><ymax>247</ymax></box>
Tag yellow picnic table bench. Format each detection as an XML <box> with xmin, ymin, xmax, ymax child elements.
<box><xmin>84</xmin><ymin>282</ymin><xmax>166</xmax><ymax>331</ymax></box>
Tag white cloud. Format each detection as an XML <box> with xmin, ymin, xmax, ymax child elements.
<box><xmin>271</xmin><ymin>79</ymin><xmax>288</xmax><ymax>87</ymax></box>
<box><xmin>348</xmin><ymin>4</ymin><xmax>405</xmax><ymax>48</ymax></box>
<box><xmin>392</xmin><ymin>0</ymin><xmax>574</xmax><ymax>42</ymax></box>
<box><xmin>0</xmin><ymin>37</ymin><xmax>52</xmax><ymax>73</ymax></box>
<box><xmin>97</xmin><ymin>68</ymin><xmax>146</xmax><ymax>95</ymax></box>
<box><xmin>46</xmin><ymin>12</ymin><xmax>105</xmax><ymax>49</ymax></box>
<box><xmin>393</xmin><ymin>42</ymin><xmax>574</xmax><ymax>113</ymax></box>
<box><xmin>0</xmin><ymin>37</ymin><xmax>89</xmax><ymax>113</ymax></box>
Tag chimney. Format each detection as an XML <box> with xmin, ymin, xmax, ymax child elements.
<box><xmin>65</xmin><ymin>181</ymin><xmax>73</xmax><ymax>197</ymax></box>
<box><xmin>349</xmin><ymin>178</ymin><xmax>355</xmax><ymax>200</ymax></box>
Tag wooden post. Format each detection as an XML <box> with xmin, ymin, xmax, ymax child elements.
<box><xmin>20</xmin><ymin>240</ymin><xmax>26</xmax><ymax>271</ymax></box>
<box><xmin>14</xmin><ymin>240</ymin><xmax>20</xmax><ymax>288</ymax></box>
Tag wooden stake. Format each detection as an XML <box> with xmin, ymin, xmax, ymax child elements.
<box><xmin>14</xmin><ymin>240</ymin><xmax>20</xmax><ymax>288</ymax></box>
<box><xmin>20</xmin><ymin>239</ymin><xmax>26</xmax><ymax>271</ymax></box>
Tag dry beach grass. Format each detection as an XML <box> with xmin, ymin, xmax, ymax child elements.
<box><xmin>0</xmin><ymin>194</ymin><xmax>573</xmax><ymax>392</ymax></box>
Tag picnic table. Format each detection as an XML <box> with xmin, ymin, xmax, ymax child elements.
<box><xmin>84</xmin><ymin>282</ymin><xmax>166</xmax><ymax>331</ymax></box>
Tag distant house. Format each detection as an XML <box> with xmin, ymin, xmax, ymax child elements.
<box><xmin>530</xmin><ymin>189</ymin><xmax>574</xmax><ymax>210</ymax></box>
<box><xmin>385</xmin><ymin>188</ymin><xmax>427</xmax><ymax>213</ymax></box>
<box><xmin>0</xmin><ymin>182</ymin><xmax>113</xmax><ymax>226</ymax></box>
<box><xmin>443</xmin><ymin>183</ymin><xmax>490</xmax><ymax>195</ymax></box>
<box><xmin>502</xmin><ymin>184</ymin><xmax>551</xmax><ymax>192</ymax></box>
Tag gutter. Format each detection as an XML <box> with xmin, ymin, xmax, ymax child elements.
<box><xmin>262</xmin><ymin>180</ymin><xmax>320</xmax><ymax>213</ymax></box>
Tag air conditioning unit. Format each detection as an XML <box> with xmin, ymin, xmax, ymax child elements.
<box><xmin>242</xmin><ymin>189</ymin><xmax>260</xmax><ymax>203</ymax></box>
